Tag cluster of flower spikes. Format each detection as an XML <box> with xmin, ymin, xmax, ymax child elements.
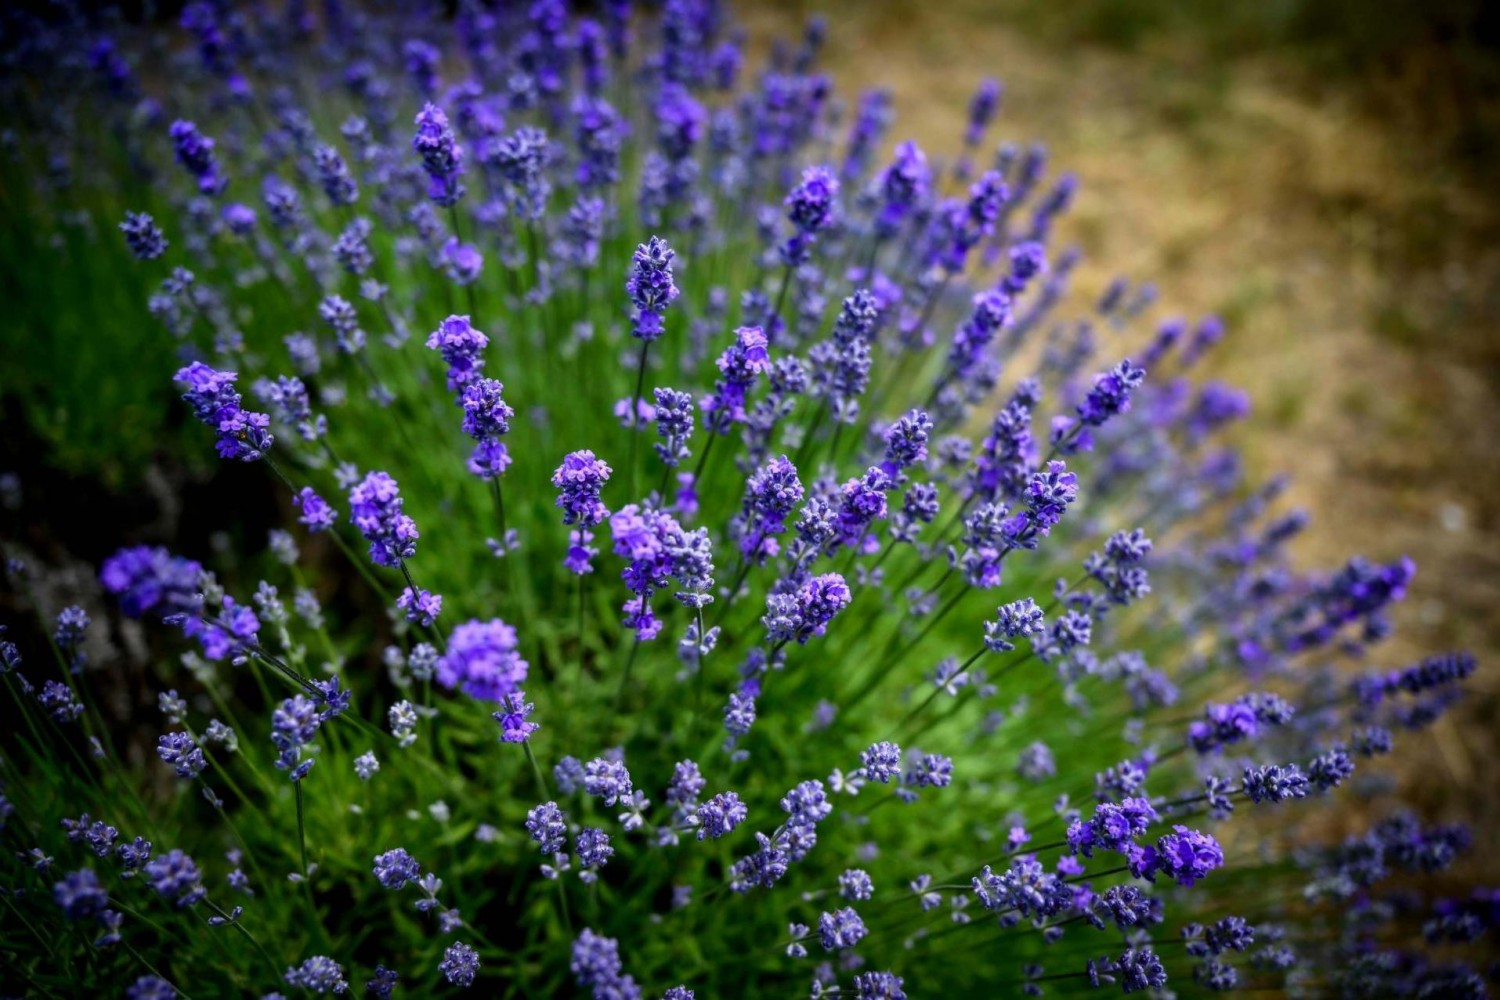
<box><xmin>0</xmin><ymin>1</ymin><xmax>1486</xmax><ymax>999</ymax></box>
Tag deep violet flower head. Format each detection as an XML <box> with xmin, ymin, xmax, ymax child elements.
<box><xmin>412</xmin><ymin>103</ymin><xmax>466</xmax><ymax>206</ymax></box>
<box><xmin>120</xmin><ymin>211</ymin><xmax>168</xmax><ymax>259</ymax></box>
<box><xmin>348</xmin><ymin>471</ymin><xmax>419</xmax><ymax>568</ymax></box>
<box><xmin>626</xmin><ymin>235</ymin><xmax>679</xmax><ymax>342</ymax></box>
<box><xmin>440</xmin><ymin>942</ymin><xmax>480</xmax><ymax>987</ymax></box>
<box><xmin>437</xmin><ymin>619</ymin><xmax>529</xmax><ymax>703</ymax></box>
<box><xmin>168</xmin><ymin>120</ymin><xmax>225</xmax><ymax>194</ymax></box>
<box><xmin>101</xmin><ymin>546</ymin><xmax>202</xmax><ymax>619</ymax></box>
<box><xmin>426</xmin><ymin>315</ymin><xmax>489</xmax><ymax>391</ymax></box>
<box><xmin>552</xmin><ymin>450</ymin><xmax>612</xmax><ymax>527</ymax></box>
<box><xmin>174</xmin><ymin>362</ymin><xmax>273</xmax><ymax>462</ymax></box>
<box><xmin>763</xmin><ymin>572</ymin><xmax>851</xmax><ymax>645</ymax></box>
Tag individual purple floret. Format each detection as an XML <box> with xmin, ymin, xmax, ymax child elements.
<box><xmin>667</xmin><ymin>760</ymin><xmax>706</xmax><ymax>809</ymax></box>
<box><xmin>809</xmin><ymin>289</ymin><xmax>880</xmax><ymax>423</ymax></box>
<box><xmin>876</xmin><ymin>140</ymin><xmax>931</xmax><ymax>236</ymax></box>
<box><xmin>318</xmin><ymin>295</ymin><xmax>366</xmax><ymax>355</ymax></box>
<box><xmin>1309</xmin><ymin>749</ymin><xmax>1356</xmax><ymax>791</ymax></box>
<box><xmin>853</xmin><ymin>972</ymin><xmax>906</xmax><ymax>999</ymax></box>
<box><xmin>939</xmin><ymin>171</ymin><xmax>1007</xmax><ymax>273</ymax></box>
<box><xmin>1242</xmin><ymin>763</ymin><xmax>1310</xmax><ymax>805</ymax></box>
<box><xmin>1188</xmin><ymin>692</ymin><xmax>1294</xmax><ymax>754</ymax></box>
<box><xmin>735</xmin><ymin>455</ymin><xmax>804</xmax><ymax>561</ymax></box>
<box><xmin>833</xmin><ymin>467</ymin><xmax>893</xmax><ymax>551</ymax></box>
<box><xmin>39</xmin><ymin>679</ymin><xmax>84</xmax><ymax>722</ymax></box>
<box><xmin>609</xmin><ymin>503</ymin><xmax>685</xmax><ymax>640</ymax></box>
<box><xmin>437</xmin><ymin>619</ymin><xmax>529</xmax><ymax>703</ymax></box>
<box><xmin>1113</xmin><ymin>947</ymin><xmax>1169</xmax><ymax>992</ymax></box>
<box><xmin>964</xmin><ymin>78</ymin><xmax>1002</xmax><ymax>149</ymax></box>
<box><xmin>63</xmin><ymin>814</ymin><xmax>118</xmax><ymax>857</ymax></box>
<box><xmin>367</xmin><ymin>967</ymin><xmax>398</xmax><ymax>1000</ymax></box>
<box><xmin>491</xmin><ymin>126</ymin><xmax>550</xmax><ymax>220</ymax></box>
<box><xmin>839</xmin><ymin>869</ymin><xmax>875</xmax><ymax>901</ymax></box>
<box><xmin>881</xmin><ymin>409</ymin><xmax>933</xmax><ymax>477</ymax></box>
<box><xmin>1068</xmin><ymin>797</ymin><xmax>1160</xmax><ymax>859</ymax></box>
<box><xmin>255</xmin><ymin>375</ymin><xmax>326</xmax><ymax>442</ymax></box>
<box><xmin>571</xmin><ymin>928</ymin><xmax>637</xmax><ymax>997</ymax></box>
<box><xmin>1078</xmin><ymin>359</ymin><xmax>1147</xmax><ymax>428</ymax></box>
<box><xmin>441</xmin><ymin>238</ymin><xmax>484</xmax><ymax>285</ymax></box>
<box><xmin>626</xmin><ymin>236</ymin><xmax>679</xmax><ymax>342</ymax></box>
<box><xmin>313</xmin><ymin>144</ymin><xmax>359</xmax><ymax>206</ymax></box>
<box><xmin>348</xmin><ymin>471</ymin><xmax>419</xmax><ymax>569</ymax></box>
<box><xmin>271</xmin><ymin>693</ymin><xmax>322</xmax><ymax>779</ymax></box>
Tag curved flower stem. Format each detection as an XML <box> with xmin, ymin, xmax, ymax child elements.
<box><xmin>887</xmin><ymin>645</ymin><xmax>987</xmax><ymax>740</ymax></box>
<box><xmin>614</xmin><ymin>633</ymin><xmax>643</xmax><ymax>715</ymax></box>
<box><xmin>689</xmin><ymin>606</ymin><xmax>708</xmax><ymax>744</ymax></box>
<box><xmin>691</xmin><ymin>432</ymin><xmax>717</xmax><ymax>485</ymax></box>
<box><xmin>294</xmin><ymin>780</ymin><xmax>311</xmax><ymax>879</ymax></box>
<box><xmin>207</xmin><ymin>899</ymin><xmax>280</xmax><ymax>980</ymax></box>
<box><xmin>627</xmin><ymin>338</ymin><xmax>650</xmax><ymax>497</ymax></box>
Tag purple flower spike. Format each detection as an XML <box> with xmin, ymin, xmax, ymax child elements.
<box><xmin>174</xmin><ymin>363</ymin><xmax>274</xmax><ymax>462</ymax></box>
<box><xmin>552</xmin><ymin>450</ymin><xmax>611</xmax><ymax>522</ymax></box>
<box><xmin>348</xmin><ymin>472</ymin><xmax>419</xmax><ymax>568</ymax></box>
<box><xmin>626</xmin><ymin>236</ymin><xmax>679</xmax><ymax>342</ymax></box>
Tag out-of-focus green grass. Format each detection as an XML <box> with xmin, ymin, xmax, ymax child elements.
<box><xmin>0</xmin><ymin>187</ymin><xmax>183</xmax><ymax>488</ymax></box>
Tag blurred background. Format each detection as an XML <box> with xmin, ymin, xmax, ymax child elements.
<box><xmin>737</xmin><ymin>0</ymin><xmax>1500</xmax><ymax>823</ymax></box>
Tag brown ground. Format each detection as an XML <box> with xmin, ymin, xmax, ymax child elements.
<box><xmin>742</xmin><ymin>1</ymin><xmax>1500</xmax><ymax>832</ymax></box>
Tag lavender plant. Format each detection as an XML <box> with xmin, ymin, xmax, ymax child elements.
<box><xmin>0</xmin><ymin>3</ymin><xmax>1490</xmax><ymax>998</ymax></box>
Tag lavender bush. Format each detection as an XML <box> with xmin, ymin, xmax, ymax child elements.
<box><xmin>0</xmin><ymin>3</ymin><xmax>1490</xmax><ymax>998</ymax></box>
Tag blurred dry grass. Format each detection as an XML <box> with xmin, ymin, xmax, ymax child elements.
<box><xmin>742</xmin><ymin>0</ymin><xmax>1500</xmax><ymax>840</ymax></box>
